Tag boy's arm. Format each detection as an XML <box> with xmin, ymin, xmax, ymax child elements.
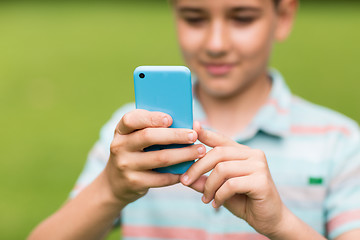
<box><xmin>28</xmin><ymin>110</ymin><xmax>205</xmax><ymax>240</ymax></box>
<box><xmin>336</xmin><ymin>229</ymin><xmax>360</xmax><ymax>240</ymax></box>
<box><xmin>28</xmin><ymin>171</ymin><xmax>125</xmax><ymax>240</ymax></box>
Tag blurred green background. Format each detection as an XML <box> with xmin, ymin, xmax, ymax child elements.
<box><xmin>0</xmin><ymin>1</ymin><xmax>359</xmax><ymax>239</ymax></box>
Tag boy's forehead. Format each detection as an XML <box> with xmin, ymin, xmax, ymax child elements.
<box><xmin>174</xmin><ymin>0</ymin><xmax>265</xmax><ymax>8</ymax></box>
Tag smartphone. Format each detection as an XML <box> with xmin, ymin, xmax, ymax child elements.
<box><xmin>133</xmin><ymin>66</ymin><xmax>194</xmax><ymax>174</ymax></box>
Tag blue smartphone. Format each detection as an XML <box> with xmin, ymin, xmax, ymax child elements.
<box><xmin>133</xmin><ymin>66</ymin><xmax>194</xmax><ymax>174</ymax></box>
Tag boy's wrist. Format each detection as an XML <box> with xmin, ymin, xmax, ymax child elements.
<box><xmin>265</xmin><ymin>206</ymin><xmax>326</xmax><ymax>240</ymax></box>
<box><xmin>95</xmin><ymin>171</ymin><xmax>128</xmax><ymax>213</ymax></box>
<box><xmin>264</xmin><ymin>205</ymin><xmax>294</xmax><ymax>239</ymax></box>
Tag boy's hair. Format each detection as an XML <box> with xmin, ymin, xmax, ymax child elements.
<box><xmin>274</xmin><ymin>0</ymin><xmax>281</xmax><ymax>6</ymax></box>
<box><xmin>169</xmin><ymin>0</ymin><xmax>282</xmax><ymax>7</ymax></box>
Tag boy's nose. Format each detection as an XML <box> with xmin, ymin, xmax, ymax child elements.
<box><xmin>205</xmin><ymin>20</ymin><xmax>229</xmax><ymax>58</ymax></box>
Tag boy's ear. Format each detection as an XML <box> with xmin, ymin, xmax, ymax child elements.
<box><xmin>274</xmin><ymin>0</ymin><xmax>298</xmax><ymax>42</ymax></box>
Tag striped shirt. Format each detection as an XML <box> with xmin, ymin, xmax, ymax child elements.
<box><xmin>70</xmin><ymin>70</ymin><xmax>360</xmax><ymax>239</ymax></box>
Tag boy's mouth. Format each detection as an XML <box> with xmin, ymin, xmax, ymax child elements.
<box><xmin>206</xmin><ymin>64</ymin><xmax>234</xmax><ymax>76</ymax></box>
<box><xmin>201</xmin><ymin>62</ymin><xmax>236</xmax><ymax>76</ymax></box>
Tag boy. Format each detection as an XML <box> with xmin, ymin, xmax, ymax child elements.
<box><xmin>29</xmin><ymin>0</ymin><xmax>360</xmax><ymax>239</ymax></box>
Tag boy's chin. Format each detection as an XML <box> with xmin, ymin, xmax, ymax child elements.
<box><xmin>200</xmin><ymin>84</ymin><xmax>242</xmax><ymax>100</ymax></box>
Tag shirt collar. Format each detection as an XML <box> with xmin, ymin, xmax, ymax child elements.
<box><xmin>192</xmin><ymin>69</ymin><xmax>292</xmax><ymax>142</ymax></box>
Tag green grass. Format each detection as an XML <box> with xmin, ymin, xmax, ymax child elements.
<box><xmin>0</xmin><ymin>2</ymin><xmax>359</xmax><ymax>239</ymax></box>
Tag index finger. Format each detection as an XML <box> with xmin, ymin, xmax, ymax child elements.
<box><xmin>197</xmin><ymin>126</ymin><xmax>239</xmax><ymax>148</ymax></box>
<box><xmin>116</xmin><ymin>109</ymin><xmax>172</xmax><ymax>135</ymax></box>
<box><xmin>181</xmin><ymin>147</ymin><xmax>251</xmax><ymax>186</ymax></box>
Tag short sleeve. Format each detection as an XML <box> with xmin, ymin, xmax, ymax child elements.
<box><xmin>325</xmin><ymin>123</ymin><xmax>360</xmax><ymax>239</ymax></box>
<box><xmin>69</xmin><ymin>103</ymin><xmax>135</xmax><ymax>199</ymax></box>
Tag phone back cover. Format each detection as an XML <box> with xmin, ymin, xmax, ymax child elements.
<box><xmin>134</xmin><ymin>66</ymin><xmax>194</xmax><ymax>174</ymax></box>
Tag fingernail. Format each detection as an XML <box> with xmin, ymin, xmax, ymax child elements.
<box><xmin>182</xmin><ymin>174</ymin><xmax>189</xmax><ymax>185</ymax></box>
<box><xmin>202</xmin><ymin>195</ymin><xmax>208</xmax><ymax>203</ymax></box>
<box><xmin>212</xmin><ymin>201</ymin><xmax>218</xmax><ymax>208</ymax></box>
<box><xmin>188</xmin><ymin>132</ymin><xmax>195</xmax><ymax>142</ymax></box>
<box><xmin>163</xmin><ymin>117</ymin><xmax>169</xmax><ymax>126</ymax></box>
<box><xmin>197</xmin><ymin>146</ymin><xmax>205</xmax><ymax>155</ymax></box>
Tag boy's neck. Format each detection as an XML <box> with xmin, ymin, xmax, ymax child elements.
<box><xmin>197</xmin><ymin>72</ymin><xmax>272</xmax><ymax>138</ymax></box>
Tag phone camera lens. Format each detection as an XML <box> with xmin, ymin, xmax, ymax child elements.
<box><xmin>139</xmin><ymin>73</ymin><xmax>145</xmax><ymax>79</ymax></box>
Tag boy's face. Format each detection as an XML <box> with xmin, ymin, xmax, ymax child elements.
<box><xmin>173</xmin><ymin>0</ymin><xmax>295</xmax><ymax>99</ymax></box>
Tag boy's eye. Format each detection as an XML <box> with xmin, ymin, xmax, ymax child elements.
<box><xmin>232</xmin><ymin>16</ymin><xmax>256</xmax><ymax>24</ymax></box>
<box><xmin>183</xmin><ymin>17</ymin><xmax>206</xmax><ymax>25</ymax></box>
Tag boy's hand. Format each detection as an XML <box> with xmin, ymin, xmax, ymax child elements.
<box><xmin>181</xmin><ymin>122</ymin><xmax>286</xmax><ymax>238</ymax></box>
<box><xmin>104</xmin><ymin>109</ymin><xmax>206</xmax><ymax>208</ymax></box>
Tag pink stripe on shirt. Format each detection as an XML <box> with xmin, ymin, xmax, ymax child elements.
<box><xmin>327</xmin><ymin>209</ymin><xmax>360</xmax><ymax>233</ymax></box>
<box><xmin>266</xmin><ymin>99</ymin><xmax>289</xmax><ymax>114</ymax></box>
<box><xmin>291</xmin><ymin>125</ymin><xmax>350</xmax><ymax>135</ymax></box>
<box><xmin>123</xmin><ymin>225</ymin><xmax>269</xmax><ymax>240</ymax></box>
